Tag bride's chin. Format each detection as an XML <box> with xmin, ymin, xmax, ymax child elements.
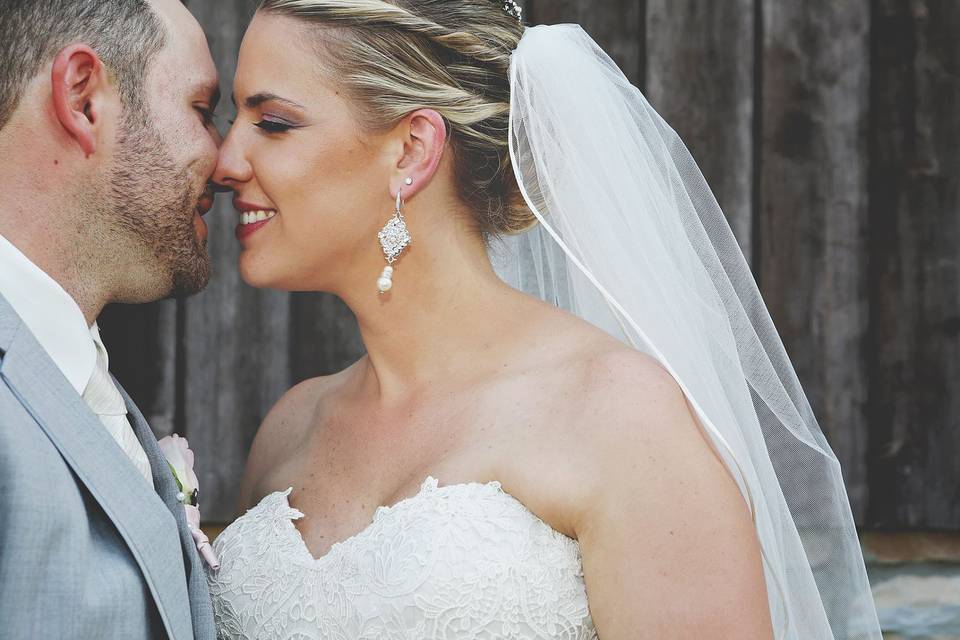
<box><xmin>237</xmin><ymin>256</ymin><xmax>272</xmax><ymax>289</ymax></box>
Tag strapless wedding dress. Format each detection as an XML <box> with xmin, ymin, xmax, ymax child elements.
<box><xmin>206</xmin><ymin>476</ymin><xmax>597</xmax><ymax>639</ymax></box>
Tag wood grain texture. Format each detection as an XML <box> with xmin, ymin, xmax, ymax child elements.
<box><xmin>100</xmin><ymin>300</ymin><xmax>177</xmax><ymax>437</ymax></box>
<box><xmin>758</xmin><ymin>1</ymin><xmax>871</xmax><ymax>519</ymax></box>
<box><xmin>288</xmin><ymin>293</ymin><xmax>365</xmax><ymax>383</ymax></box>
<box><xmin>867</xmin><ymin>0</ymin><xmax>960</xmax><ymax>528</ymax></box>
<box><xmin>529</xmin><ymin>0</ymin><xmax>645</xmax><ymax>87</ymax></box>
<box><xmin>92</xmin><ymin>1</ymin><xmax>960</xmax><ymax>529</ymax></box>
<box><xmin>182</xmin><ymin>0</ymin><xmax>292</xmax><ymax>522</ymax></box>
<box><xmin>645</xmin><ymin>0</ymin><xmax>755</xmax><ymax>262</ymax></box>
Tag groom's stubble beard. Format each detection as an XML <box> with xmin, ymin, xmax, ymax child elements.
<box><xmin>102</xmin><ymin>105</ymin><xmax>212</xmax><ymax>302</ymax></box>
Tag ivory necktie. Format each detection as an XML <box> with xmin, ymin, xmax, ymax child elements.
<box><xmin>82</xmin><ymin>334</ymin><xmax>153</xmax><ymax>484</ymax></box>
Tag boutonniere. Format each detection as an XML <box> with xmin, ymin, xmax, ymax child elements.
<box><xmin>158</xmin><ymin>434</ymin><xmax>220</xmax><ymax>571</ymax></box>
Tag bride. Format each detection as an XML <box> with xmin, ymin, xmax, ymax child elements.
<box><xmin>206</xmin><ymin>1</ymin><xmax>881</xmax><ymax>638</ymax></box>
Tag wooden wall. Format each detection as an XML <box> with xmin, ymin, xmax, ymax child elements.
<box><xmin>100</xmin><ymin>0</ymin><xmax>960</xmax><ymax>528</ymax></box>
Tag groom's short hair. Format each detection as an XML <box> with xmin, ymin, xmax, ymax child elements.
<box><xmin>0</xmin><ymin>0</ymin><xmax>169</xmax><ymax>130</ymax></box>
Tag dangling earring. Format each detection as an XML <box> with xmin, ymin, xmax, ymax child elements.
<box><xmin>376</xmin><ymin>179</ymin><xmax>413</xmax><ymax>294</ymax></box>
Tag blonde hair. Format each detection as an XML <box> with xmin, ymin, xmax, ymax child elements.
<box><xmin>259</xmin><ymin>0</ymin><xmax>535</xmax><ymax>235</ymax></box>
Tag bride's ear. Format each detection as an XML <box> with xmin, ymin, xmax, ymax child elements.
<box><xmin>389</xmin><ymin>108</ymin><xmax>447</xmax><ymax>199</ymax></box>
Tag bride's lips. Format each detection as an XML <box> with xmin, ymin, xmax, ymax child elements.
<box><xmin>233</xmin><ymin>198</ymin><xmax>278</xmax><ymax>242</ymax></box>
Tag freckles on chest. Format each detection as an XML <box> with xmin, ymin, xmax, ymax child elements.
<box><xmin>285</xmin><ymin>492</ymin><xmax>373</xmax><ymax>561</ymax></box>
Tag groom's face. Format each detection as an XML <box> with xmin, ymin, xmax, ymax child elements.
<box><xmin>104</xmin><ymin>0</ymin><xmax>221</xmax><ymax>301</ymax></box>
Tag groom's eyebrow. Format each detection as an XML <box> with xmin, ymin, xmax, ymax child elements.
<box><xmin>232</xmin><ymin>92</ymin><xmax>306</xmax><ymax>110</ymax></box>
<box><xmin>193</xmin><ymin>80</ymin><xmax>221</xmax><ymax>108</ymax></box>
<box><xmin>209</xmin><ymin>86</ymin><xmax>222</xmax><ymax>109</ymax></box>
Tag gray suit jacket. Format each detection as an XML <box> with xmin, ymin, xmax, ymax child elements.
<box><xmin>0</xmin><ymin>294</ymin><xmax>215</xmax><ymax>640</ymax></box>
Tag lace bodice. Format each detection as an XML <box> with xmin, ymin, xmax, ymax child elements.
<box><xmin>206</xmin><ymin>476</ymin><xmax>597</xmax><ymax>639</ymax></box>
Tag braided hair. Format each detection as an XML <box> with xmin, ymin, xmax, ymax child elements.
<box><xmin>258</xmin><ymin>0</ymin><xmax>535</xmax><ymax>236</ymax></box>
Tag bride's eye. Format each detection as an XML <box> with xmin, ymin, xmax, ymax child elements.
<box><xmin>254</xmin><ymin>118</ymin><xmax>294</xmax><ymax>133</ymax></box>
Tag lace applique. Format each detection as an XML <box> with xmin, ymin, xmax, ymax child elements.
<box><xmin>207</xmin><ymin>477</ymin><xmax>597</xmax><ymax>639</ymax></box>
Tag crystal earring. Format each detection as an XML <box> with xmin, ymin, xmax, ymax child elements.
<box><xmin>376</xmin><ymin>181</ymin><xmax>413</xmax><ymax>294</ymax></box>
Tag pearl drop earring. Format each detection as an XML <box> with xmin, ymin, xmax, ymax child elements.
<box><xmin>376</xmin><ymin>183</ymin><xmax>413</xmax><ymax>294</ymax></box>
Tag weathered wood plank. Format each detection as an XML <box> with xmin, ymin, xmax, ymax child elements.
<box><xmin>288</xmin><ymin>293</ymin><xmax>365</xmax><ymax>382</ymax></box>
<box><xmin>758</xmin><ymin>1</ymin><xmax>871</xmax><ymax>521</ymax></box>
<box><xmin>867</xmin><ymin>0</ymin><xmax>960</xmax><ymax>529</ymax></box>
<box><xmin>645</xmin><ymin>0</ymin><xmax>755</xmax><ymax>262</ymax></box>
<box><xmin>99</xmin><ymin>300</ymin><xmax>177</xmax><ymax>438</ymax></box>
<box><xmin>182</xmin><ymin>0</ymin><xmax>293</xmax><ymax>522</ymax></box>
<box><xmin>170</xmin><ymin>0</ymin><xmax>960</xmax><ymax>532</ymax></box>
<box><xmin>529</xmin><ymin>0</ymin><xmax>645</xmax><ymax>87</ymax></box>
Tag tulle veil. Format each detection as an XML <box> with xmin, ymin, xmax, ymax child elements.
<box><xmin>490</xmin><ymin>24</ymin><xmax>882</xmax><ymax>639</ymax></box>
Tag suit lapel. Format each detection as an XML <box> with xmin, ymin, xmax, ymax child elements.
<box><xmin>0</xmin><ymin>298</ymin><xmax>194</xmax><ymax>640</ymax></box>
<box><xmin>118</xmin><ymin>382</ymin><xmax>216</xmax><ymax>640</ymax></box>
<box><xmin>119</xmin><ymin>386</ymin><xmax>184</xmax><ymax>521</ymax></box>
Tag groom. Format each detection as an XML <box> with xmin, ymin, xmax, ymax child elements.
<box><xmin>0</xmin><ymin>1</ymin><xmax>221</xmax><ymax>638</ymax></box>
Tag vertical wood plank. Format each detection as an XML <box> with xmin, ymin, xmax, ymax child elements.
<box><xmin>867</xmin><ymin>0</ymin><xmax>960</xmax><ymax>528</ymax></box>
<box><xmin>529</xmin><ymin>0</ymin><xmax>645</xmax><ymax>88</ymax></box>
<box><xmin>182</xmin><ymin>0</ymin><xmax>293</xmax><ymax>522</ymax></box>
<box><xmin>172</xmin><ymin>0</ymin><xmax>960</xmax><ymax>531</ymax></box>
<box><xmin>288</xmin><ymin>293</ymin><xmax>365</xmax><ymax>382</ymax></box>
<box><xmin>758</xmin><ymin>1</ymin><xmax>871</xmax><ymax>520</ymax></box>
<box><xmin>100</xmin><ymin>300</ymin><xmax>177</xmax><ymax>437</ymax></box>
<box><xmin>645</xmin><ymin>0</ymin><xmax>755</xmax><ymax>262</ymax></box>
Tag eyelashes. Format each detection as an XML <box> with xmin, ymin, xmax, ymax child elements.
<box><xmin>254</xmin><ymin>119</ymin><xmax>294</xmax><ymax>133</ymax></box>
<box><xmin>225</xmin><ymin>117</ymin><xmax>295</xmax><ymax>134</ymax></box>
<box><xmin>196</xmin><ymin>106</ymin><xmax>217</xmax><ymax>127</ymax></box>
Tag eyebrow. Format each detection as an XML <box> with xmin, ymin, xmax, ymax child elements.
<box><xmin>231</xmin><ymin>92</ymin><xmax>306</xmax><ymax>110</ymax></box>
<box><xmin>195</xmin><ymin>81</ymin><xmax>221</xmax><ymax>109</ymax></box>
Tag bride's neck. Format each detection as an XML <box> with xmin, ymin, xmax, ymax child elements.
<box><xmin>341</xmin><ymin>226</ymin><xmax>523</xmax><ymax>403</ymax></box>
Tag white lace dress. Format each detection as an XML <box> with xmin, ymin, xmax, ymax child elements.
<box><xmin>206</xmin><ymin>476</ymin><xmax>598</xmax><ymax>639</ymax></box>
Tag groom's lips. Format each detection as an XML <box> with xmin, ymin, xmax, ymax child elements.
<box><xmin>193</xmin><ymin>185</ymin><xmax>216</xmax><ymax>244</ymax></box>
<box><xmin>196</xmin><ymin>186</ymin><xmax>215</xmax><ymax>216</ymax></box>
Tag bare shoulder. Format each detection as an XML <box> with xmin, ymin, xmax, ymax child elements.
<box><xmin>570</xmin><ymin>343</ymin><xmax>741</xmax><ymax>520</ymax></box>
<box><xmin>516</xmin><ymin>310</ymin><xmax>712</xmax><ymax>488</ymax></box>
<box><xmin>235</xmin><ymin>371</ymin><xmax>343</xmax><ymax>513</ymax></box>
<box><xmin>259</xmin><ymin>374</ymin><xmax>337</xmax><ymax>444</ymax></box>
<box><xmin>564</xmin><ymin>346</ymin><xmax>772</xmax><ymax>637</ymax></box>
<box><xmin>579</xmin><ymin>345</ymin><xmax>696</xmax><ymax>448</ymax></box>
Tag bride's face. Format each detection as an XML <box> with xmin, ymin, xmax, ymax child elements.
<box><xmin>213</xmin><ymin>12</ymin><xmax>393</xmax><ymax>291</ymax></box>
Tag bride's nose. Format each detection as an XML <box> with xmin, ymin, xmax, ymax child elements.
<box><xmin>212</xmin><ymin>126</ymin><xmax>253</xmax><ymax>191</ymax></box>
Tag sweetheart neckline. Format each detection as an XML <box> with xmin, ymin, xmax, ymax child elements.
<box><xmin>208</xmin><ymin>476</ymin><xmax>597</xmax><ymax>640</ymax></box>
<box><xmin>254</xmin><ymin>475</ymin><xmax>574</xmax><ymax>567</ymax></box>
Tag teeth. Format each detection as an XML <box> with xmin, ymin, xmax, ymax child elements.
<box><xmin>240</xmin><ymin>210</ymin><xmax>277</xmax><ymax>225</ymax></box>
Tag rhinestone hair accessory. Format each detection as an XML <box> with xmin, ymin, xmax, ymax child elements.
<box><xmin>501</xmin><ymin>0</ymin><xmax>522</xmax><ymax>22</ymax></box>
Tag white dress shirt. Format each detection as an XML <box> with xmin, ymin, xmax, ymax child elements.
<box><xmin>0</xmin><ymin>233</ymin><xmax>152</xmax><ymax>484</ymax></box>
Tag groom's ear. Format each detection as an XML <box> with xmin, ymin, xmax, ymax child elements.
<box><xmin>50</xmin><ymin>44</ymin><xmax>116</xmax><ymax>158</ymax></box>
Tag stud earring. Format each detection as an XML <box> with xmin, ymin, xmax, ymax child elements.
<box><xmin>376</xmin><ymin>186</ymin><xmax>412</xmax><ymax>294</ymax></box>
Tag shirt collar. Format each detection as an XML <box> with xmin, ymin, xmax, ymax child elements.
<box><xmin>0</xmin><ymin>234</ymin><xmax>97</xmax><ymax>395</ymax></box>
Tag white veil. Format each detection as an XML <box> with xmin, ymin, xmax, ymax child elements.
<box><xmin>491</xmin><ymin>24</ymin><xmax>881</xmax><ymax>639</ymax></box>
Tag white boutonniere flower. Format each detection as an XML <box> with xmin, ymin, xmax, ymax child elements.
<box><xmin>158</xmin><ymin>434</ymin><xmax>220</xmax><ymax>571</ymax></box>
